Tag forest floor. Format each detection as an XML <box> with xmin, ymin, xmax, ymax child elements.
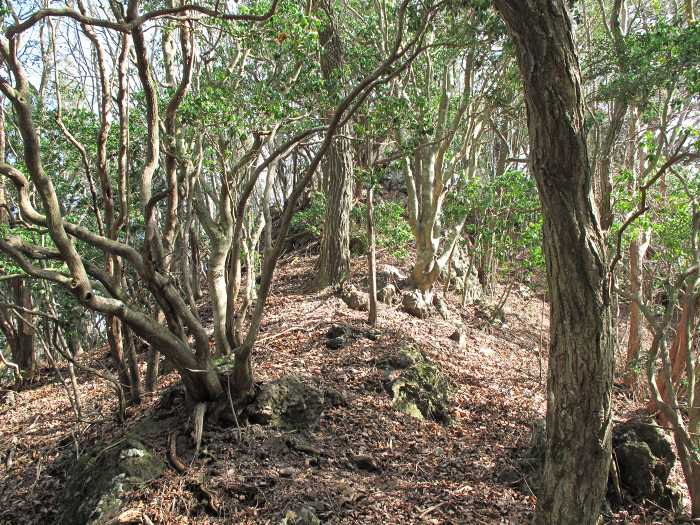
<box><xmin>0</xmin><ymin>251</ymin><xmax>687</xmax><ymax>524</ymax></box>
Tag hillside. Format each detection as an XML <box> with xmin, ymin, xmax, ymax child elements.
<box><xmin>0</xmin><ymin>253</ymin><xmax>684</xmax><ymax>524</ymax></box>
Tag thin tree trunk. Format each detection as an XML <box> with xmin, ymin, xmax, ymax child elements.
<box><xmin>191</xmin><ymin>225</ymin><xmax>203</xmax><ymax>300</ymax></box>
<box><xmin>123</xmin><ymin>325</ymin><xmax>143</xmax><ymax>404</ymax></box>
<box><xmin>494</xmin><ymin>2</ymin><xmax>614</xmax><ymax>524</ymax></box>
<box><xmin>625</xmin><ymin>229</ymin><xmax>650</xmax><ymax>387</ymax></box>
<box><xmin>655</xmin><ymin>289</ymin><xmax>696</xmax><ymax>410</ymax></box>
<box><xmin>367</xmin><ymin>184</ymin><xmax>377</xmax><ymax>325</ymax></box>
<box><xmin>107</xmin><ymin>315</ymin><xmax>131</xmax><ymax>399</ymax></box>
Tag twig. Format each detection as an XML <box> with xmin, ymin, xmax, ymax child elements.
<box><xmin>418</xmin><ymin>501</ymin><xmax>447</xmax><ymax>518</ymax></box>
<box><xmin>257</xmin><ymin>321</ymin><xmax>323</xmax><ymax>343</ymax></box>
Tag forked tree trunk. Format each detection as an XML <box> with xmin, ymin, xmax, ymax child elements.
<box><xmin>494</xmin><ymin>2</ymin><xmax>614</xmax><ymax>524</ymax></box>
<box><xmin>654</xmin><ymin>288</ymin><xmax>697</xmax><ymax>413</ymax></box>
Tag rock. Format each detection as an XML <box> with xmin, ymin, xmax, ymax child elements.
<box><xmin>517</xmin><ymin>418</ymin><xmax>682</xmax><ymax>510</ymax></box>
<box><xmin>433</xmin><ymin>293</ymin><xmax>449</xmax><ymax>320</ymax></box>
<box><xmin>59</xmin><ymin>438</ymin><xmax>165</xmax><ymax>525</ymax></box>
<box><xmin>377</xmin><ymin>345</ymin><xmax>422</xmax><ymax>370</ymax></box>
<box><xmin>326</xmin><ymin>325</ymin><xmax>351</xmax><ymax>339</ymax></box>
<box><xmin>449</xmin><ymin>330</ymin><xmax>466</xmax><ymax>349</ymax></box>
<box><xmin>351</xmin><ymin>453</ymin><xmax>380</xmax><ymax>472</ymax></box>
<box><xmin>440</xmin><ymin>255</ymin><xmax>482</xmax><ymax>304</ymax></box>
<box><xmin>612</xmin><ymin>419</ymin><xmax>680</xmax><ymax>507</ymax></box>
<box><xmin>376</xmin><ymin>265</ymin><xmax>407</xmax><ymax>289</ymax></box>
<box><xmin>261</xmin><ymin>436</ymin><xmax>289</xmax><ymax>457</ymax></box>
<box><xmin>377</xmin><ymin>284</ymin><xmax>399</xmax><ymax>305</ymax></box>
<box><xmin>340</xmin><ymin>285</ymin><xmax>369</xmax><ymax>311</ymax></box>
<box><xmin>280</xmin><ymin>506</ymin><xmax>321</xmax><ymax>525</ymax></box>
<box><xmin>2</xmin><ymin>390</ymin><xmax>16</xmax><ymax>406</ymax></box>
<box><xmin>479</xmin><ymin>347</ymin><xmax>496</xmax><ymax>357</ymax></box>
<box><xmin>325</xmin><ymin>325</ymin><xmax>355</xmax><ymax>349</ymax></box>
<box><xmin>402</xmin><ymin>289</ymin><xmax>430</xmax><ymax>318</ymax></box>
<box><xmin>324</xmin><ymin>387</ymin><xmax>348</xmax><ymax>407</ymax></box>
<box><xmin>384</xmin><ymin>346</ymin><xmax>451</xmax><ymax>423</ymax></box>
<box><xmin>246</xmin><ymin>376</ymin><xmax>324</xmax><ymax>430</ymax></box>
<box><xmin>287</xmin><ymin>437</ymin><xmax>322</xmax><ymax>456</ymax></box>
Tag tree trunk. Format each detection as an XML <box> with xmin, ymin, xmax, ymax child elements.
<box><xmin>494</xmin><ymin>2</ymin><xmax>614</xmax><ymax>524</ymax></box>
<box><xmin>123</xmin><ymin>325</ymin><xmax>143</xmax><ymax>404</ymax></box>
<box><xmin>367</xmin><ymin>184</ymin><xmax>377</xmax><ymax>326</ymax></box>
<box><xmin>107</xmin><ymin>314</ymin><xmax>132</xmax><ymax>400</ymax></box>
<box><xmin>625</xmin><ymin>229</ymin><xmax>650</xmax><ymax>387</ymax></box>
<box><xmin>315</xmin><ymin>8</ymin><xmax>353</xmax><ymax>288</ymax></box>
<box><xmin>655</xmin><ymin>289</ymin><xmax>696</xmax><ymax>411</ymax></box>
<box><xmin>191</xmin><ymin>225</ymin><xmax>203</xmax><ymax>300</ymax></box>
<box><xmin>11</xmin><ymin>278</ymin><xmax>35</xmax><ymax>376</ymax></box>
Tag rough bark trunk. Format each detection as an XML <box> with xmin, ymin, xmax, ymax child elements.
<box><xmin>494</xmin><ymin>2</ymin><xmax>614</xmax><ymax>524</ymax></box>
<box><xmin>11</xmin><ymin>278</ymin><xmax>35</xmax><ymax>375</ymax></box>
<box><xmin>315</xmin><ymin>9</ymin><xmax>353</xmax><ymax>288</ymax></box>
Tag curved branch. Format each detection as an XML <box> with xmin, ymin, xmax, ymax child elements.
<box><xmin>6</xmin><ymin>9</ymin><xmax>128</xmax><ymax>37</ymax></box>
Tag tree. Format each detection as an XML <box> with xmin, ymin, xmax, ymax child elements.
<box><xmin>315</xmin><ymin>1</ymin><xmax>355</xmax><ymax>288</ymax></box>
<box><xmin>493</xmin><ymin>1</ymin><xmax>614</xmax><ymax>523</ymax></box>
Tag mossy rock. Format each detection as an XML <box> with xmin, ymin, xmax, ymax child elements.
<box><xmin>59</xmin><ymin>437</ymin><xmax>165</xmax><ymax>525</ymax></box>
<box><xmin>386</xmin><ymin>346</ymin><xmax>451</xmax><ymax>424</ymax></box>
<box><xmin>612</xmin><ymin>419</ymin><xmax>680</xmax><ymax>507</ymax></box>
<box><xmin>246</xmin><ymin>376</ymin><xmax>324</xmax><ymax>430</ymax></box>
<box><xmin>280</xmin><ymin>506</ymin><xmax>321</xmax><ymax>525</ymax></box>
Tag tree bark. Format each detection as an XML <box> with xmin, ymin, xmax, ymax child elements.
<box><xmin>315</xmin><ymin>8</ymin><xmax>354</xmax><ymax>288</ymax></box>
<box><xmin>493</xmin><ymin>2</ymin><xmax>614</xmax><ymax>524</ymax></box>
<box><xmin>11</xmin><ymin>278</ymin><xmax>35</xmax><ymax>376</ymax></box>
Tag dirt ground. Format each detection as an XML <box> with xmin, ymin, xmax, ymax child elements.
<box><xmin>0</xmin><ymin>252</ymin><xmax>687</xmax><ymax>524</ymax></box>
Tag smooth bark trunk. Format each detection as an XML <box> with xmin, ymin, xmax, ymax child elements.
<box><xmin>367</xmin><ymin>185</ymin><xmax>377</xmax><ymax>325</ymax></box>
<box><xmin>625</xmin><ymin>230</ymin><xmax>650</xmax><ymax>387</ymax></box>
